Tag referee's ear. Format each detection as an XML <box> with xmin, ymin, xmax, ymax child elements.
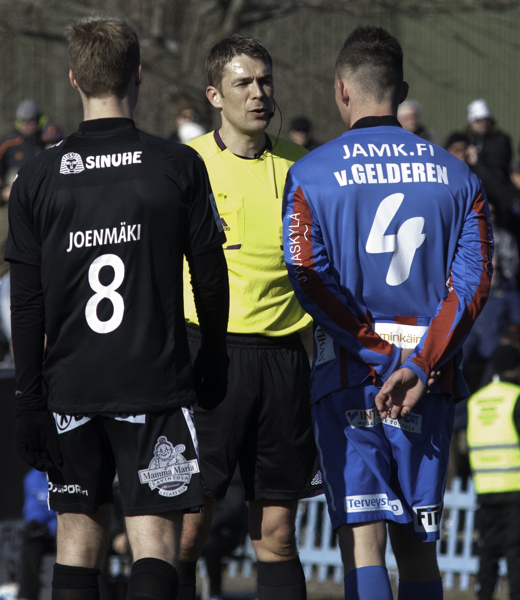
<box><xmin>135</xmin><ymin>65</ymin><xmax>142</xmax><ymax>87</ymax></box>
<box><xmin>206</xmin><ymin>86</ymin><xmax>222</xmax><ymax>109</ymax></box>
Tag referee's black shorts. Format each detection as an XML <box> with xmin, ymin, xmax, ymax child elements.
<box><xmin>187</xmin><ymin>324</ymin><xmax>321</xmax><ymax>501</ymax></box>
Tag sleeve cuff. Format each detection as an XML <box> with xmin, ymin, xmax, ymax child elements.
<box><xmin>378</xmin><ymin>345</ymin><xmax>401</xmax><ymax>381</ymax></box>
<box><xmin>402</xmin><ymin>359</ymin><xmax>429</xmax><ymax>388</ymax></box>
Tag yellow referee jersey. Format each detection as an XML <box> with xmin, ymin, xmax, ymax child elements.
<box><xmin>184</xmin><ymin>131</ymin><xmax>311</xmax><ymax>337</ymax></box>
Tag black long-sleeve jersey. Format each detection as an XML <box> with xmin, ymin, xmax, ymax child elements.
<box><xmin>6</xmin><ymin>118</ymin><xmax>227</xmax><ymax>415</ymax></box>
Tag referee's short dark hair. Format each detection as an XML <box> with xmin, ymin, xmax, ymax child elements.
<box><xmin>206</xmin><ymin>34</ymin><xmax>272</xmax><ymax>89</ymax></box>
<box><xmin>67</xmin><ymin>17</ymin><xmax>140</xmax><ymax>99</ymax></box>
<box><xmin>336</xmin><ymin>26</ymin><xmax>403</xmax><ymax>105</ymax></box>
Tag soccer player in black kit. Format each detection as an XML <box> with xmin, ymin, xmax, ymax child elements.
<box><xmin>5</xmin><ymin>17</ymin><xmax>229</xmax><ymax>600</ymax></box>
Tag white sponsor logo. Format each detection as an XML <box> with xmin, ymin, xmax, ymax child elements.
<box><xmin>60</xmin><ymin>152</ymin><xmax>85</xmax><ymax>174</ymax></box>
<box><xmin>286</xmin><ymin>212</ymin><xmax>308</xmax><ymax>283</ymax></box>
<box><xmin>311</xmin><ymin>470</ymin><xmax>323</xmax><ymax>486</ymax></box>
<box><xmin>48</xmin><ymin>482</ymin><xmax>88</xmax><ymax>496</ymax></box>
<box><xmin>345</xmin><ymin>408</ymin><xmax>422</xmax><ymax>433</ymax></box>
<box><xmin>113</xmin><ymin>414</ymin><xmax>146</xmax><ymax>423</ymax></box>
<box><xmin>85</xmin><ymin>151</ymin><xmax>142</xmax><ymax>170</ymax></box>
<box><xmin>139</xmin><ymin>436</ymin><xmax>200</xmax><ymax>497</ymax></box>
<box><xmin>53</xmin><ymin>413</ymin><xmax>91</xmax><ymax>434</ymax></box>
<box><xmin>373</xmin><ymin>323</ymin><xmax>427</xmax><ymax>349</ymax></box>
<box><xmin>314</xmin><ymin>326</ymin><xmax>335</xmax><ymax>365</ymax></box>
<box><xmin>413</xmin><ymin>503</ymin><xmax>442</xmax><ymax>533</ymax></box>
<box><xmin>345</xmin><ymin>493</ymin><xmax>403</xmax><ymax>515</ymax></box>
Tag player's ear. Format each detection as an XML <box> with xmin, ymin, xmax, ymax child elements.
<box><xmin>135</xmin><ymin>65</ymin><xmax>142</xmax><ymax>86</ymax></box>
<box><xmin>399</xmin><ymin>81</ymin><xmax>409</xmax><ymax>104</ymax></box>
<box><xmin>335</xmin><ymin>79</ymin><xmax>349</xmax><ymax>106</ymax></box>
<box><xmin>69</xmin><ymin>70</ymin><xmax>80</xmax><ymax>91</ymax></box>
<box><xmin>207</xmin><ymin>86</ymin><xmax>222</xmax><ymax>109</ymax></box>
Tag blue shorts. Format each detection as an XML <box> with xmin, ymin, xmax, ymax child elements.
<box><xmin>312</xmin><ymin>380</ymin><xmax>454</xmax><ymax>541</ymax></box>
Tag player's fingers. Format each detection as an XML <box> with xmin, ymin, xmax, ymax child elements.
<box><xmin>375</xmin><ymin>391</ymin><xmax>389</xmax><ymax>415</ymax></box>
<box><xmin>389</xmin><ymin>403</ymin><xmax>402</xmax><ymax>419</ymax></box>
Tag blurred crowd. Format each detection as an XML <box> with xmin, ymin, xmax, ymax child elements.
<box><xmin>2</xmin><ymin>93</ymin><xmax>520</xmax><ymax>596</ymax></box>
<box><xmin>395</xmin><ymin>98</ymin><xmax>520</xmax><ymax>486</ymax></box>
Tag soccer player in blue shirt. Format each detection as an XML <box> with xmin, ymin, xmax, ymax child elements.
<box><xmin>283</xmin><ymin>26</ymin><xmax>493</xmax><ymax>600</ymax></box>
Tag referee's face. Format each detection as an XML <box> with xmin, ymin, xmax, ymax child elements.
<box><xmin>208</xmin><ymin>54</ymin><xmax>274</xmax><ymax>136</ymax></box>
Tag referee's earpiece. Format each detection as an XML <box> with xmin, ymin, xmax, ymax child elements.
<box><xmin>268</xmin><ymin>99</ymin><xmax>276</xmax><ymax>119</ymax></box>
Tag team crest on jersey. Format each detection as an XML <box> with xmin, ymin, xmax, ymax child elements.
<box><xmin>60</xmin><ymin>152</ymin><xmax>85</xmax><ymax>174</ymax></box>
<box><xmin>138</xmin><ymin>436</ymin><xmax>200</xmax><ymax>497</ymax></box>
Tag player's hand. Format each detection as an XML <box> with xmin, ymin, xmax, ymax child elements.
<box><xmin>375</xmin><ymin>367</ymin><xmax>426</xmax><ymax>420</ymax></box>
<box><xmin>193</xmin><ymin>346</ymin><xmax>229</xmax><ymax>410</ymax></box>
<box><xmin>16</xmin><ymin>409</ymin><xmax>63</xmax><ymax>472</ymax></box>
<box><xmin>426</xmin><ymin>369</ymin><xmax>441</xmax><ymax>392</ymax></box>
<box><xmin>397</xmin><ymin>348</ymin><xmax>439</xmax><ymax>390</ymax></box>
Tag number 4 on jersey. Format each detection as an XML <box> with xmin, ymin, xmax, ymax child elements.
<box><xmin>366</xmin><ymin>193</ymin><xmax>426</xmax><ymax>286</ymax></box>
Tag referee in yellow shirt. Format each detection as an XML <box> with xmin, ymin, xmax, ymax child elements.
<box><xmin>179</xmin><ymin>35</ymin><xmax>319</xmax><ymax>600</ymax></box>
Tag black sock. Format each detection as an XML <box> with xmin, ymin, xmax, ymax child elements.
<box><xmin>176</xmin><ymin>561</ymin><xmax>197</xmax><ymax>600</ymax></box>
<box><xmin>127</xmin><ymin>558</ymin><xmax>179</xmax><ymax>600</ymax></box>
<box><xmin>257</xmin><ymin>558</ymin><xmax>307</xmax><ymax>600</ymax></box>
<box><xmin>52</xmin><ymin>563</ymin><xmax>100</xmax><ymax>600</ymax></box>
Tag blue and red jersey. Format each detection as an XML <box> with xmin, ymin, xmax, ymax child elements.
<box><xmin>282</xmin><ymin>117</ymin><xmax>493</xmax><ymax>403</ymax></box>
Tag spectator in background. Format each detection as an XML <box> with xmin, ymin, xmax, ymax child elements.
<box><xmin>397</xmin><ymin>99</ymin><xmax>443</xmax><ymax>145</ymax></box>
<box><xmin>18</xmin><ymin>469</ymin><xmax>57</xmax><ymax>600</ymax></box>
<box><xmin>462</xmin><ymin>204</ymin><xmax>520</xmax><ymax>394</ymax></box>
<box><xmin>466</xmin><ymin>99</ymin><xmax>513</xmax><ymax>208</ymax></box>
<box><xmin>169</xmin><ymin>99</ymin><xmax>206</xmax><ymax>144</ymax></box>
<box><xmin>41</xmin><ymin>123</ymin><xmax>64</xmax><ymax>150</ymax></box>
<box><xmin>445</xmin><ymin>132</ymin><xmax>469</xmax><ymax>163</ymax></box>
<box><xmin>288</xmin><ymin>117</ymin><xmax>321</xmax><ymax>151</ymax></box>
<box><xmin>0</xmin><ymin>100</ymin><xmax>45</xmax><ymax>185</ymax></box>
<box><xmin>467</xmin><ymin>345</ymin><xmax>520</xmax><ymax>600</ymax></box>
<box><xmin>0</xmin><ymin>168</ymin><xmax>17</xmax><ymax>360</ymax></box>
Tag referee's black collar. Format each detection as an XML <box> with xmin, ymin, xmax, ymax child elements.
<box><xmin>79</xmin><ymin>118</ymin><xmax>135</xmax><ymax>133</ymax></box>
<box><xmin>350</xmin><ymin>116</ymin><xmax>402</xmax><ymax>130</ymax></box>
<box><xmin>214</xmin><ymin>129</ymin><xmax>272</xmax><ymax>159</ymax></box>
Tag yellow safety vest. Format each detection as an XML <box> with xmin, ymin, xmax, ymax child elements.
<box><xmin>467</xmin><ymin>380</ymin><xmax>520</xmax><ymax>494</ymax></box>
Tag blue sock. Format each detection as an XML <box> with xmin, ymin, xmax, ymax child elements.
<box><xmin>344</xmin><ymin>566</ymin><xmax>393</xmax><ymax>600</ymax></box>
<box><xmin>398</xmin><ymin>578</ymin><xmax>443</xmax><ymax>600</ymax></box>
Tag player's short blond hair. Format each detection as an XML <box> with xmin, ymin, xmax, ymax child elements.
<box><xmin>67</xmin><ymin>16</ymin><xmax>140</xmax><ymax>99</ymax></box>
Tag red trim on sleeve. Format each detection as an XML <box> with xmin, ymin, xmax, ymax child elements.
<box><xmin>412</xmin><ymin>191</ymin><xmax>492</xmax><ymax>375</ymax></box>
<box><xmin>293</xmin><ymin>186</ymin><xmax>394</xmax><ymax>358</ymax></box>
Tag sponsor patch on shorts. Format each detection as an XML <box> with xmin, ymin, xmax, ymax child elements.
<box><xmin>413</xmin><ymin>503</ymin><xmax>442</xmax><ymax>533</ymax></box>
<box><xmin>48</xmin><ymin>481</ymin><xmax>88</xmax><ymax>496</ymax></box>
<box><xmin>345</xmin><ymin>493</ymin><xmax>403</xmax><ymax>516</ymax></box>
<box><xmin>54</xmin><ymin>413</ymin><xmax>91</xmax><ymax>434</ymax></box>
<box><xmin>345</xmin><ymin>408</ymin><xmax>422</xmax><ymax>433</ymax></box>
<box><xmin>138</xmin><ymin>436</ymin><xmax>200</xmax><ymax>498</ymax></box>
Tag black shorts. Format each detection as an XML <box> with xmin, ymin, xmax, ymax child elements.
<box><xmin>187</xmin><ymin>325</ymin><xmax>320</xmax><ymax>501</ymax></box>
<box><xmin>47</xmin><ymin>407</ymin><xmax>204</xmax><ymax>516</ymax></box>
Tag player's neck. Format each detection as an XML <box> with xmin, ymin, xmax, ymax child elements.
<box><xmin>81</xmin><ymin>95</ymin><xmax>135</xmax><ymax>122</ymax></box>
<box><xmin>349</xmin><ymin>103</ymin><xmax>396</xmax><ymax>129</ymax></box>
<box><xmin>218</xmin><ymin>122</ymin><xmax>267</xmax><ymax>158</ymax></box>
